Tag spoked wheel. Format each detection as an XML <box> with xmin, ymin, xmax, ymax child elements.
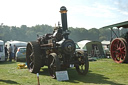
<box><xmin>76</xmin><ymin>53</ymin><xmax>89</xmax><ymax>75</ymax></box>
<box><xmin>26</xmin><ymin>41</ymin><xmax>43</xmax><ymax>73</ymax></box>
<box><xmin>110</xmin><ymin>38</ymin><xmax>128</xmax><ymax>63</ymax></box>
<box><xmin>48</xmin><ymin>53</ymin><xmax>60</xmax><ymax>79</ymax></box>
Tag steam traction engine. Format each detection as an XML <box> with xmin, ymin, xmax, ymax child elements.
<box><xmin>102</xmin><ymin>21</ymin><xmax>128</xmax><ymax>63</ymax></box>
<box><xmin>26</xmin><ymin>6</ymin><xmax>89</xmax><ymax>78</ymax></box>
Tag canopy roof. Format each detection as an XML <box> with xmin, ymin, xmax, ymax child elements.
<box><xmin>101</xmin><ymin>40</ymin><xmax>110</xmax><ymax>45</ymax></box>
<box><xmin>77</xmin><ymin>40</ymin><xmax>91</xmax><ymax>49</ymax></box>
<box><xmin>0</xmin><ymin>40</ymin><xmax>4</xmax><ymax>44</ymax></box>
<box><xmin>0</xmin><ymin>40</ymin><xmax>4</xmax><ymax>42</ymax></box>
<box><xmin>101</xmin><ymin>21</ymin><xmax>128</xmax><ymax>29</ymax></box>
<box><xmin>5</xmin><ymin>40</ymin><xmax>27</xmax><ymax>48</ymax></box>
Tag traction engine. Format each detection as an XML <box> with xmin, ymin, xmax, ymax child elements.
<box><xmin>102</xmin><ymin>21</ymin><xmax>128</xmax><ymax>63</ymax></box>
<box><xmin>26</xmin><ymin>6</ymin><xmax>89</xmax><ymax>78</ymax></box>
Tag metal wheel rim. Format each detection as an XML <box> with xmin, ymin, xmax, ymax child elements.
<box><xmin>26</xmin><ymin>43</ymin><xmax>34</xmax><ymax>71</ymax></box>
<box><xmin>78</xmin><ymin>63</ymin><xmax>85</xmax><ymax>73</ymax></box>
<box><xmin>111</xmin><ymin>38</ymin><xmax>127</xmax><ymax>63</ymax></box>
<box><xmin>76</xmin><ymin>56</ymin><xmax>88</xmax><ymax>75</ymax></box>
<box><xmin>48</xmin><ymin>55</ymin><xmax>56</xmax><ymax>79</ymax></box>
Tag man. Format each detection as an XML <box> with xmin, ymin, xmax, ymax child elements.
<box><xmin>9</xmin><ymin>44</ymin><xmax>12</xmax><ymax>61</ymax></box>
<box><xmin>14</xmin><ymin>45</ymin><xmax>17</xmax><ymax>60</ymax></box>
<box><xmin>4</xmin><ymin>45</ymin><xmax>8</xmax><ymax>61</ymax></box>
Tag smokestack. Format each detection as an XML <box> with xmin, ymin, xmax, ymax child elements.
<box><xmin>60</xmin><ymin>6</ymin><xmax>68</xmax><ymax>31</ymax></box>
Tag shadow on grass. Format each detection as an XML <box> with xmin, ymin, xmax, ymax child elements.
<box><xmin>40</xmin><ymin>68</ymin><xmax>50</xmax><ymax>76</ymax></box>
<box><xmin>68</xmin><ymin>69</ymin><xmax>125</xmax><ymax>85</ymax></box>
<box><xmin>40</xmin><ymin>68</ymin><xmax>125</xmax><ymax>85</ymax></box>
<box><xmin>0</xmin><ymin>79</ymin><xmax>19</xmax><ymax>84</ymax></box>
<box><xmin>0</xmin><ymin>61</ymin><xmax>16</xmax><ymax>65</ymax></box>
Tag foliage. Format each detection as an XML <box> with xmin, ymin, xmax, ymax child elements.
<box><xmin>0</xmin><ymin>24</ymin><xmax>113</xmax><ymax>42</ymax></box>
<box><xmin>0</xmin><ymin>24</ymin><xmax>53</xmax><ymax>42</ymax></box>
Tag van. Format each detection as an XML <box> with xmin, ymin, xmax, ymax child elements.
<box><xmin>0</xmin><ymin>40</ymin><xmax>5</xmax><ymax>61</ymax></box>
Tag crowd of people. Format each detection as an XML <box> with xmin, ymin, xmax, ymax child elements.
<box><xmin>4</xmin><ymin>44</ymin><xmax>17</xmax><ymax>61</ymax></box>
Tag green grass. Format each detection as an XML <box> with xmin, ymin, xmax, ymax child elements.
<box><xmin>0</xmin><ymin>59</ymin><xmax>128</xmax><ymax>85</ymax></box>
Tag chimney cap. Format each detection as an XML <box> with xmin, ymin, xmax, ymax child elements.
<box><xmin>60</xmin><ymin>6</ymin><xmax>67</xmax><ymax>11</ymax></box>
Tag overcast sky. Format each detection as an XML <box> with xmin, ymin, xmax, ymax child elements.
<box><xmin>0</xmin><ymin>0</ymin><xmax>128</xmax><ymax>29</ymax></box>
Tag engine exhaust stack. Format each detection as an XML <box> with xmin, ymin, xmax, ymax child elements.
<box><xmin>60</xmin><ymin>6</ymin><xmax>68</xmax><ymax>31</ymax></box>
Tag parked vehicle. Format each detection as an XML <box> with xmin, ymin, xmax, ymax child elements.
<box><xmin>75</xmin><ymin>43</ymin><xmax>87</xmax><ymax>54</ymax></box>
<box><xmin>15</xmin><ymin>47</ymin><xmax>26</xmax><ymax>62</ymax></box>
<box><xmin>75</xmin><ymin>43</ymin><xmax>81</xmax><ymax>49</ymax></box>
<box><xmin>75</xmin><ymin>43</ymin><xmax>88</xmax><ymax>60</ymax></box>
<box><xmin>101</xmin><ymin>40</ymin><xmax>110</xmax><ymax>57</ymax></box>
<box><xmin>101</xmin><ymin>21</ymin><xmax>128</xmax><ymax>63</ymax></box>
<box><xmin>0</xmin><ymin>40</ymin><xmax>5</xmax><ymax>61</ymax></box>
<box><xmin>26</xmin><ymin>6</ymin><xmax>89</xmax><ymax>79</ymax></box>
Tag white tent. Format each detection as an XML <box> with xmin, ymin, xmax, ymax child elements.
<box><xmin>77</xmin><ymin>40</ymin><xmax>106</xmax><ymax>58</ymax></box>
<box><xmin>5</xmin><ymin>40</ymin><xmax>27</xmax><ymax>49</ymax></box>
<box><xmin>0</xmin><ymin>40</ymin><xmax>4</xmax><ymax>45</ymax></box>
<box><xmin>101</xmin><ymin>40</ymin><xmax>110</xmax><ymax>45</ymax></box>
<box><xmin>77</xmin><ymin>40</ymin><xmax>91</xmax><ymax>49</ymax></box>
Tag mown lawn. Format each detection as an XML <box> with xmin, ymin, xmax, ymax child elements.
<box><xmin>0</xmin><ymin>58</ymin><xmax>128</xmax><ymax>85</ymax></box>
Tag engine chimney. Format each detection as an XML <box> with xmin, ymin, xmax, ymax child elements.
<box><xmin>60</xmin><ymin>6</ymin><xmax>68</xmax><ymax>31</ymax></box>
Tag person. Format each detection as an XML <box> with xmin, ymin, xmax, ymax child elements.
<box><xmin>9</xmin><ymin>44</ymin><xmax>13</xmax><ymax>61</ymax></box>
<box><xmin>14</xmin><ymin>45</ymin><xmax>17</xmax><ymax>60</ymax></box>
<box><xmin>4</xmin><ymin>45</ymin><xmax>8</xmax><ymax>61</ymax></box>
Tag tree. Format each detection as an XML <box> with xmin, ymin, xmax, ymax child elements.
<box><xmin>0</xmin><ymin>24</ymin><xmax>111</xmax><ymax>43</ymax></box>
<box><xmin>88</xmin><ymin>28</ymin><xmax>100</xmax><ymax>41</ymax></box>
<box><xmin>99</xmin><ymin>28</ymin><xmax>111</xmax><ymax>41</ymax></box>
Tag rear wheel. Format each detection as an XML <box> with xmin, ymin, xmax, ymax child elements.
<box><xmin>26</xmin><ymin>41</ymin><xmax>43</xmax><ymax>73</ymax></box>
<box><xmin>76</xmin><ymin>52</ymin><xmax>89</xmax><ymax>75</ymax></box>
<box><xmin>110</xmin><ymin>38</ymin><xmax>128</xmax><ymax>63</ymax></box>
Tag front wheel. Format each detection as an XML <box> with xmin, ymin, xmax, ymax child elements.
<box><xmin>76</xmin><ymin>53</ymin><xmax>89</xmax><ymax>75</ymax></box>
<box><xmin>48</xmin><ymin>53</ymin><xmax>60</xmax><ymax>79</ymax></box>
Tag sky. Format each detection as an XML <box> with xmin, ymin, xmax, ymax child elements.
<box><xmin>0</xmin><ymin>0</ymin><xmax>128</xmax><ymax>29</ymax></box>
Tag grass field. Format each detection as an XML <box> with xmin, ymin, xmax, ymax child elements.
<box><xmin>0</xmin><ymin>58</ymin><xmax>128</xmax><ymax>85</ymax></box>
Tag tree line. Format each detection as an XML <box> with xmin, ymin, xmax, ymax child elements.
<box><xmin>1</xmin><ymin>24</ymin><xmax>126</xmax><ymax>43</ymax></box>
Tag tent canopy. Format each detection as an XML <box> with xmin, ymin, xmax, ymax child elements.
<box><xmin>77</xmin><ymin>40</ymin><xmax>91</xmax><ymax>49</ymax></box>
<box><xmin>5</xmin><ymin>40</ymin><xmax>27</xmax><ymax>49</ymax></box>
<box><xmin>101</xmin><ymin>21</ymin><xmax>128</xmax><ymax>29</ymax></box>
<box><xmin>101</xmin><ymin>40</ymin><xmax>110</xmax><ymax>45</ymax></box>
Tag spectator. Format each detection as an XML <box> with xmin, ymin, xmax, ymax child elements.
<box><xmin>14</xmin><ymin>45</ymin><xmax>17</xmax><ymax>60</ymax></box>
<box><xmin>4</xmin><ymin>45</ymin><xmax>8</xmax><ymax>61</ymax></box>
<box><xmin>12</xmin><ymin>45</ymin><xmax>14</xmax><ymax>60</ymax></box>
<box><xmin>9</xmin><ymin>44</ymin><xmax>13</xmax><ymax>61</ymax></box>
